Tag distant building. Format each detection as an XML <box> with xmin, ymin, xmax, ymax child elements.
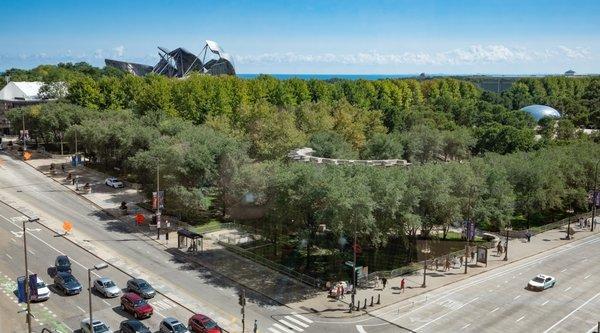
<box><xmin>0</xmin><ymin>81</ymin><xmax>46</xmax><ymax>134</ymax></box>
<box><xmin>565</xmin><ymin>69</ymin><xmax>575</xmax><ymax>76</ymax></box>
<box><xmin>520</xmin><ymin>104</ymin><xmax>561</xmax><ymax>122</ymax></box>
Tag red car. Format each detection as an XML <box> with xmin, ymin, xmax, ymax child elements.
<box><xmin>188</xmin><ymin>314</ymin><xmax>222</xmax><ymax>333</ymax></box>
<box><xmin>120</xmin><ymin>292</ymin><xmax>153</xmax><ymax>319</ymax></box>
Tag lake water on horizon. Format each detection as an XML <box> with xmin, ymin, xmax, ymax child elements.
<box><xmin>237</xmin><ymin>74</ymin><xmax>418</xmax><ymax>80</ymax></box>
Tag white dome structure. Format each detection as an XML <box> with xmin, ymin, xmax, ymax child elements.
<box><xmin>520</xmin><ymin>105</ymin><xmax>561</xmax><ymax>122</ymax></box>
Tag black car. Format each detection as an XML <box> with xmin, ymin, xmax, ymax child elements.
<box><xmin>54</xmin><ymin>272</ymin><xmax>82</xmax><ymax>295</ymax></box>
<box><xmin>55</xmin><ymin>255</ymin><xmax>72</xmax><ymax>273</ymax></box>
<box><xmin>120</xmin><ymin>319</ymin><xmax>152</xmax><ymax>333</ymax></box>
<box><xmin>127</xmin><ymin>278</ymin><xmax>156</xmax><ymax>299</ymax></box>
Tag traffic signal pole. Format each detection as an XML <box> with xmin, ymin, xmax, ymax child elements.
<box><xmin>239</xmin><ymin>289</ymin><xmax>246</xmax><ymax>332</ymax></box>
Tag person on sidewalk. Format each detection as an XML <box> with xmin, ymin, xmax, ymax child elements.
<box><xmin>470</xmin><ymin>250</ymin><xmax>475</xmax><ymax>263</ymax></box>
<box><xmin>61</xmin><ymin>164</ymin><xmax>65</xmax><ymax>173</ymax></box>
<box><xmin>400</xmin><ymin>278</ymin><xmax>405</xmax><ymax>293</ymax></box>
<box><xmin>434</xmin><ymin>259</ymin><xmax>439</xmax><ymax>271</ymax></box>
<box><xmin>444</xmin><ymin>257</ymin><xmax>450</xmax><ymax>271</ymax></box>
<box><xmin>340</xmin><ymin>285</ymin><xmax>345</xmax><ymax>299</ymax></box>
<box><xmin>374</xmin><ymin>276</ymin><xmax>380</xmax><ymax>289</ymax></box>
<box><xmin>382</xmin><ymin>277</ymin><xmax>387</xmax><ymax>290</ymax></box>
<box><xmin>459</xmin><ymin>256</ymin><xmax>464</xmax><ymax>267</ymax></box>
<box><xmin>497</xmin><ymin>242</ymin><xmax>503</xmax><ymax>256</ymax></box>
<box><xmin>526</xmin><ymin>231</ymin><xmax>531</xmax><ymax>242</ymax></box>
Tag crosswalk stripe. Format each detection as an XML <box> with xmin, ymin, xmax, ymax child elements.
<box><xmin>279</xmin><ymin>319</ymin><xmax>303</xmax><ymax>332</ymax></box>
<box><xmin>284</xmin><ymin>316</ymin><xmax>309</xmax><ymax>328</ymax></box>
<box><xmin>268</xmin><ymin>328</ymin><xmax>283</xmax><ymax>333</ymax></box>
<box><xmin>273</xmin><ymin>323</ymin><xmax>295</xmax><ymax>333</ymax></box>
<box><xmin>292</xmin><ymin>313</ymin><xmax>313</xmax><ymax>324</ymax></box>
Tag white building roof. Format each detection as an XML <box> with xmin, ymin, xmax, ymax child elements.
<box><xmin>0</xmin><ymin>81</ymin><xmax>44</xmax><ymax>101</ymax></box>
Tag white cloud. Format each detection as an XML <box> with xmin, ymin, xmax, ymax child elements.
<box><xmin>113</xmin><ymin>45</ymin><xmax>125</xmax><ymax>57</ymax></box>
<box><xmin>557</xmin><ymin>46</ymin><xmax>591</xmax><ymax>59</ymax></box>
<box><xmin>236</xmin><ymin>45</ymin><xmax>594</xmax><ymax>66</ymax></box>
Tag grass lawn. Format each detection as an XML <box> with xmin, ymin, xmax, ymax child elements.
<box><xmin>188</xmin><ymin>219</ymin><xmax>223</xmax><ymax>234</ymax></box>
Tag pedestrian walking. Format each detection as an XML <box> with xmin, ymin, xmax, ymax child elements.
<box><xmin>459</xmin><ymin>256</ymin><xmax>464</xmax><ymax>267</ymax></box>
<box><xmin>340</xmin><ymin>285</ymin><xmax>345</xmax><ymax>299</ymax></box>
<box><xmin>254</xmin><ymin>319</ymin><xmax>258</xmax><ymax>333</ymax></box>
<box><xmin>579</xmin><ymin>218</ymin><xmax>583</xmax><ymax>228</ymax></box>
<box><xmin>497</xmin><ymin>242</ymin><xmax>503</xmax><ymax>256</ymax></box>
<box><xmin>526</xmin><ymin>231</ymin><xmax>531</xmax><ymax>242</ymax></box>
<box><xmin>470</xmin><ymin>250</ymin><xmax>475</xmax><ymax>263</ymax></box>
<box><xmin>400</xmin><ymin>278</ymin><xmax>405</xmax><ymax>292</ymax></box>
<box><xmin>382</xmin><ymin>277</ymin><xmax>387</xmax><ymax>290</ymax></box>
<box><xmin>336</xmin><ymin>285</ymin><xmax>341</xmax><ymax>300</ymax></box>
<box><xmin>374</xmin><ymin>276</ymin><xmax>380</xmax><ymax>289</ymax></box>
<box><xmin>434</xmin><ymin>258</ymin><xmax>439</xmax><ymax>271</ymax></box>
<box><xmin>444</xmin><ymin>257</ymin><xmax>450</xmax><ymax>271</ymax></box>
<box><xmin>61</xmin><ymin>164</ymin><xmax>65</xmax><ymax>173</ymax></box>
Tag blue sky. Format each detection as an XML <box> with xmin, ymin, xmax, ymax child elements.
<box><xmin>1</xmin><ymin>0</ymin><xmax>598</xmax><ymax>74</ymax></box>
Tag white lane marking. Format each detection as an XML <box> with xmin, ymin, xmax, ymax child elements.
<box><xmin>462</xmin><ymin>324</ymin><xmax>471</xmax><ymax>329</ymax></box>
<box><xmin>564</xmin><ymin>287</ymin><xmax>572</xmax><ymax>292</ymax></box>
<box><xmin>583</xmin><ymin>258</ymin><xmax>589</xmax><ymax>262</ymax></box>
<box><xmin>11</xmin><ymin>238</ymin><xmax>16</xmax><ymax>243</ymax></box>
<box><xmin>490</xmin><ymin>307</ymin><xmax>499</xmax><ymax>313</ymax></box>
<box><xmin>516</xmin><ymin>316</ymin><xmax>525</xmax><ymax>322</ymax></box>
<box><xmin>356</xmin><ymin>325</ymin><xmax>367</xmax><ymax>333</ymax></box>
<box><xmin>279</xmin><ymin>319</ymin><xmax>303</xmax><ymax>332</ymax></box>
<box><xmin>513</xmin><ymin>295</ymin><xmax>521</xmax><ymax>300</ymax></box>
<box><xmin>584</xmin><ymin>274</ymin><xmax>591</xmax><ymax>280</ymax></box>
<box><xmin>560</xmin><ymin>268</ymin><xmax>567</xmax><ymax>272</ymax></box>
<box><xmin>102</xmin><ymin>300</ymin><xmax>111</xmax><ymax>306</ymax></box>
<box><xmin>0</xmin><ymin>213</ymin><xmax>103</xmax><ymax>278</ymax></box>
<box><xmin>414</xmin><ymin>297</ymin><xmax>479</xmax><ymax>331</ymax></box>
<box><xmin>28</xmin><ymin>249</ymin><xmax>36</xmax><ymax>255</ymax></box>
<box><xmin>5</xmin><ymin>254</ymin><xmax>12</xmax><ymax>260</ymax></box>
<box><xmin>543</xmin><ymin>291</ymin><xmax>600</xmax><ymax>333</ymax></box>
<box><xmin>541</xmin><ymin>300</ymin><xmax>549</xmax><ymax>306</ymax></box>
<box><xmin>292</xmin><ymin>313</ymin><xmax>313</xmax><ymax>323</ymax></box>
<box><xmin>587</xmin><ymin>324</ymin><xmax>600</xmax><ymax>333</ymax></box>
<box><xmin>284</xmin><ymin>316</ymin><xmax>309</xmax><ymax>328</ymax></box>
<box><xmin>268</xmin><ymin>328</ymin><xmax>283</xmax><ymax>333</ymax></box>
<box><xmin>272</xmin><ymin>323</ymin><xmax>294</xmax><ymax>333</ymax></box>
<box><xmin>156</xmin><ymin>311</ymin><xmax>166</xmax><ymax>318</ymax></box>
<box><xmin>76</xmin><ymin>305</ymin><xmax>86</xmax><ymax>313</ymax></box>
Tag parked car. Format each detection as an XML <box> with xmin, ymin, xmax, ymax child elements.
<box><xmin>188</xmin><ymin>314</ymin><xmax>222</xmax><ymax>333</ymax></box>
<box><xmin>119</xmin><ymin>319</ymin><xmax>152</xmax><ymax>333</ymax></box>
<box><xmin>80</xmin><ymin>318</ymin><xmax>112</xmax><ymax>333</ymax></box>
<box><xmin>17</xmin><ymin>276</ymin><xmax>50</xmax><ymax>302</ymax></box>
<box><xmin>55</xmin><ymin>255</ymin><xmax>72</xmax><ymax>273</ymax></box>
<box><xmin>120</xmin><ymin>292</ymin><xmax>153</xmax><ymax>319</ymax></box>
<box><xmin>93</xmin><ymin>277</ymin><xmax>121</xmax><ymax>298</ymax></box>
<box><xmin>53</xmin><ymin>272</ymin><xmax>82</xmax><ymax>295</ymax></box>
<box><xmin>105</xmin><ymin>177</ymin><xmax>124</xmax><ymax>188</ymax></box>
<box><xmin>527</xmin><ymin>274</ymin><xmax>556</xmax><ymax>291</ymax></box>
<box><xmin>160</xmin><ymin>317</ymin><xmax>190</xmax><ymax>333</ymax></box>
<box><xmin>127</xmin><ymin>278</ymin><xmax>155</xmax><ymax>299</ymax></box>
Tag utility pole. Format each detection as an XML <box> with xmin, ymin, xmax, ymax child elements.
<box><xmin>592</xmin><ymin>160</ymin><xmax>599</xmax><ymax>232</ymax></box>
<box><xmin>88</xmin><ymin>263</ymin><xmax>108</xmax><ymax>333</ymax></box>
<box><xmin>238</xmin><ymin>289</ymin><xmax>246</xmax><ymax>332</ymax></box>
<box><xmin>465</xmin><ymin>186</ymin><xmax>476</xmax><ymax>274</ymax></box>
<box><xmin>21</xmin><ymin>112</ymin><xmax>27</xmax><ymax>159</ymax></box>
<box><xmin>22</xmin><ymin>217</ymin><xmax>39</xmax><ymax>333</ymax></box>
<box><xmin>351</xmin><ymin>230</ymin><xmax>357</xmax><ymax>311</ymax></box>
<box><xmin>23</xmin><ymin>219</ymin><xmax>32</xmax><ymax>333</ymax></box>
<box><xmin>156</xmin><ymin>160</ymin><xmax>161</xmax><ymax>239</ymax></box>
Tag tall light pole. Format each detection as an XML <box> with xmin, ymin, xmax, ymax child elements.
<box><xmin>351</xmin><ymin>230</ymin><xmax>357</xmax><ymax>312</ymax></box>
<box><xmin>23</xmin><ymin>216</ymin><xmax>39</xmax><ymax>333</ymax></box>
<box><xmin>421</xmin><ymin>241</ymin><xmax>431</xmax><ymax>288</ymax></box>
<box><xmin>21</xmin><ymin>111</ymin><xmax>27</xmax><ymax>159</ymax></box>
<box><xmin>503</xmin><ymin>225</ymin><xmax>512</xmax><ymax>261</ymax></box>
<box><xmin>88</xmin><ymin>262</ymin><xmax>108</xmax><ymax>332</ymax></box>
<box><xmin>155</xmin><ymin>159</ymin><xmax>161</xmax><ymax>239</ymax></box>
<box><xmin>566</xmin><ymin>207</ymin><xmax>574</xmax><ymax>240</ymax></box>
<box><xmin>465</xmin><ymin>185</ymin><xmax>477</xmax><ymax>274</ymax></box>
<box><xmin>591</xmin><ymin>160</ymin><xmax>600</xmax><ymax>232</ymax></box>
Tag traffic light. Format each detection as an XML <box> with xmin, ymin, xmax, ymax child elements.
<box><xmin>238</xmin><ymin>290</ymin><xmax>246</xmax><ymax>306</ymax></box>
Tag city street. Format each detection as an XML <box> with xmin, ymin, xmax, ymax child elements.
<box><xmin>2</xmin><ymin>151</ymin><xmax>600</xmax><ymax>333</ymax></box>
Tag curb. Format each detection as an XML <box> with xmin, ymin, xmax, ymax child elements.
<box><xmin>17</xmin><ymin>155</ymin><xmax>290</xmax><ymax>309</ymax></box>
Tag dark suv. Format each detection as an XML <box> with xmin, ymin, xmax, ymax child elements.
<box><xmin>54</xmin><ymin>272</ymin><xmax>82</xmax><ymax>295</ymax></box>
<box><xmin>127</xmin><ymin>278</ymin><xmax>156</xmax><ymax>299</ymax></box>
<box><xmin>55</xmin><ymin>255</ymin><xmax>72</xmax><ymax>273</ymax></box>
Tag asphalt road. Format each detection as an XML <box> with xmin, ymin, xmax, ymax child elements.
<box><xmin>2</xmin><ymin>151</ymin><xmax>600</xmax><ymax>333</ymax></box>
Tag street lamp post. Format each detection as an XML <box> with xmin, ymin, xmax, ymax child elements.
<box><xmin>88</xmin><ymin>262</ymin><xmax>108</xmax><ymax>332</ymax></box>
<box><xmin>503</xmin><ymin>225</ymin><xmax>512</xmax><ymax>261</ymax></box>
<box><xmin>350</xmin><ymin>231</ymin><xmax>357</xmax><ymax>312</ymax></box>
<box><xmin>155</xmin><ymin>159</ymin><xmax>161</xmax><ymax>240</ymax></box>
<box><xmin>464</xmin><ymin>185</ymin><xmax>477</xmax><ymax>274</ymax></box>
<box><xmin>421</xmin><ymin>241</ymin><xmax>431</xmax><ymax>288</ymax></box>
<box><xmin>591</xmin><ymin>160</ymin><xmax>600</xmax><ymax>232</ymax></box>
<box><xmin>22</xmin><ymin>216</ymin><xmax>39</xmax><ymax>333</ymax></box>
<box><xmin>566</xmin><ymin>207</ymin><xmax>574</xmax><ymax>240</ymax></box>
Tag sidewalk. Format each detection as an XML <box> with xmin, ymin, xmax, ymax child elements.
<box><xmin>20</xmin><ymin>153</ymin><xmax>319</xmax><ymax>305</ymax></box>
<box><xmin>13</xmin><ymin>152</ymin><xmax>600</xmax><ymax>318</ymax></box>
<box><xmin>290</xmin><ymin>222</ymin><xmax>599</xmax><ymax>318</ymax></box>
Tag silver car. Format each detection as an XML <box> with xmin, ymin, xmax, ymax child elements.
<box><xmin>81</xmin><ymin>318</ymin><xmax>112</xmax><ymax>333</ymax></box>
<box><xmin>159</xmin><ymin>317</ymin><xmax>190</xmax><ymax>333</ymax></box>
<box><xmin>94</xmin><ymin>277</ymin><xmax>121</xmax><ymax>298</ymax></box>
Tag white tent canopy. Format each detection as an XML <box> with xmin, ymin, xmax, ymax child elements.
<box><xmin>0</xmin><ymin>81</ymin><xmax>44</xmax><ymax>101</ymax></box>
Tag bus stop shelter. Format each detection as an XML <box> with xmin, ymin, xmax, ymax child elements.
<box><xmin>177</xmin><ymin>229</ymin><xmax>203</xmax><ymax>252</ymax></box>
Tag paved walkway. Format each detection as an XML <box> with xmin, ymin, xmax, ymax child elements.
<box><xmin>12</xmin><ymin>150</ymin><xmax>599</xmax><ymax>319</ymax></box>
<box><xmin>19</xmin><ymin>152</ymin><xmax>319</xmax><ymax>305</ymax></box>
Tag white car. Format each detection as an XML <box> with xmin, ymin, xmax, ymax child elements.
<box><xmin>105</xmin><ymin>177</ymin><xmax>124</xmax><ymax>188</ymax></box>
<box><xmin>93</xmin><ymin>277</ymin><xmax>121</xmax><ymax>298</ymax></box>
<box><xmin>527</xmin><ymin>274</ymin><xmax>556</xmax><ymax>291</ymax></box>
<box><xmin>17</xmin><ymin>276</ymin><xmax>50</xmax><ymax>302</ymax></box>
<box><xmin>81</xmin><ymin>318</ymin><xmax>112</xmax><ymax>333</ymax></box>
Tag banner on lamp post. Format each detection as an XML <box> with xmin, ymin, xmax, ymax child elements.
<box><xmin>152</xmin><ymin>191</ymin><xmax>164</xmax><ymax>210</ymax></box>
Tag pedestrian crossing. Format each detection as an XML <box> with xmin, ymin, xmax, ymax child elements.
<box><xmin>267</xmin><ymin>313</ymin><xmax>313</xmax><ymax>333</ymax></box>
